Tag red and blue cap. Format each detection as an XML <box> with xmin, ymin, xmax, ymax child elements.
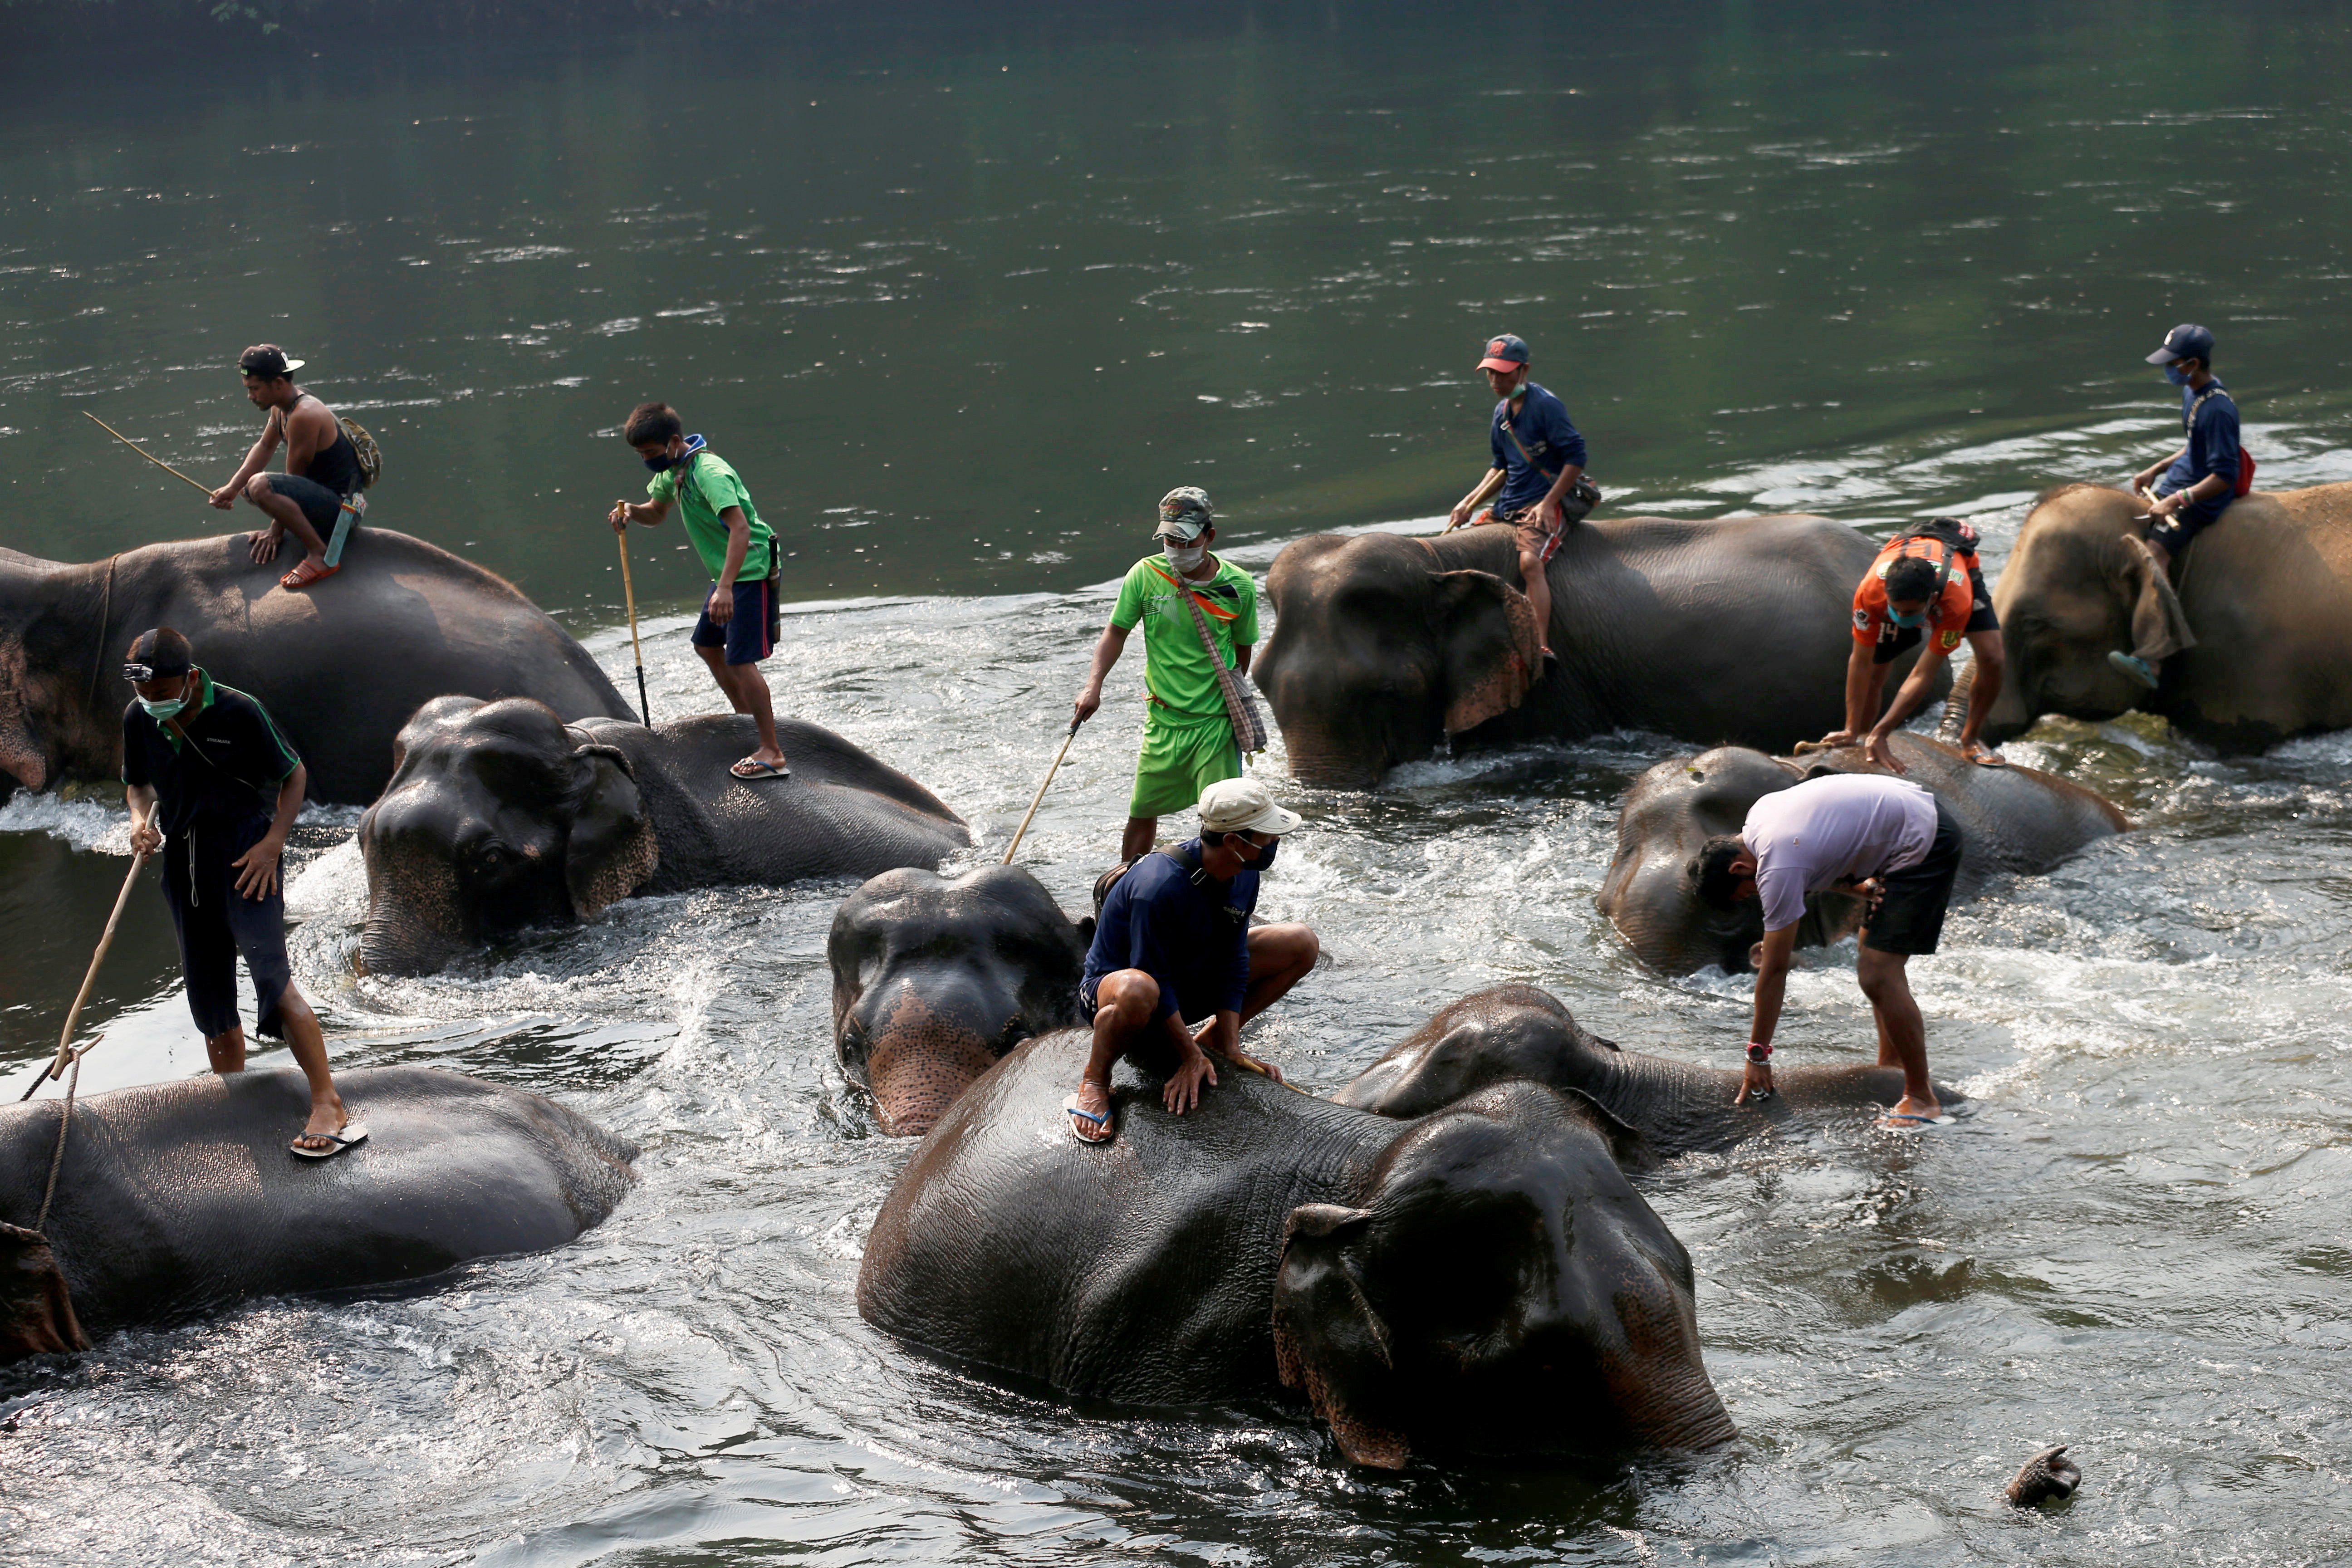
<box><xmin>1477</xmin><ymin>333</ymin><xmax>1531</xmax><ymax>372</ymax></box>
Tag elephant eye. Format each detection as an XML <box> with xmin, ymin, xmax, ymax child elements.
<box><xmin>1000</xmin><ymin>1015</ymin><xmax>1032</xmax><ymax>1049</ymax></box>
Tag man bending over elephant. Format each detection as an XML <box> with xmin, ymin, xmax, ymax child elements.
<box><xmin>1066</xmin><ymin>778</ymin><xmax>1319</xmax><ymax>1143</ymax></box>
<box><xmin>1820</xmin><ymin>520</ymin><xmax>2006</xmax><ymax>769</ymax></box>
<box><xmin>121</xmin><ymin>627</ymin><xmax>362</xmax><ymax>1157</ymax></box>
<box><xmin>2113</xmin><ymin>323</ymin><xmax>2245</xmax><ymax>691</ymax></box>
<box><xmin>1692</xmin><ymin>772</ymin><xmax>1961</xmax><ymax>1131</ymax></box>
<box><xmin>210</xmin><ymin>345</ymin><xmax>366</xmax><ymax>592</ymax></box>
<box><xmin>1443</xmin><ymin>332</ymin><xmax>1597</xmax><ymax>669</ymax></box>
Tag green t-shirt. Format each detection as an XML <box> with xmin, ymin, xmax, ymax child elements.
<box><xmin>1109</xmin><ymin>553</ymin><xmax>1260</xmax><ymax>720</ymax></box>
<box><xmin>647</xmin><ymin>451</ymin><xmax>774</xmax><ymax>582</ymax></box>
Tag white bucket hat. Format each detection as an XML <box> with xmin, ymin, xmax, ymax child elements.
<box><xmin>1198</xmin><ymin>776</ymin><xmax>1302</xmax><ymax>838</ymax></box>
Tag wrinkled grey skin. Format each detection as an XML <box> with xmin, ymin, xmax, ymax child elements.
<box><xmin>1255</xmin><ymin>517</ymin><xmax>1940</xmax><ymax>789</ymax></box>
<box><xmin>1333</xmin><ymin>985</ymin><xmax>1961</xmax><ymax>1156</ymax></box>
<box><xmin>858</xmin><ymin>1029</ymin><xmax>1735</xmax><ymax>1470</ymax></box>
<box><xmin>0</xmin><ymin>1066</ymin><xmax>635</xmax><ymax>1363</ymax></box>
<box><xmin>1598</xmin><ymin>733</ymin><xmax>2129</xmax><ymax>975</ymax></box>
<box><xmin>0</xmin><ymin>531</ymin><xmax>632</xmax><ymax>803</ymax></box>
<box><xmin>1961</xmin><ymin>482</ymin><xmax>2352</xmax><ymax>749</ymax></box>
<box><xmin>828</xmin><ymin>865</ymin><xmax>1092</xmax><ymax>1137</ymax></box>
<box><xmin>360</xmin><ymin>696</ymin><xmax>969</xmax><ymax>975</ymax></box>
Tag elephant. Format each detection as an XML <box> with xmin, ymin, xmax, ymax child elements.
<box><xmin>1598</xmin><ymin>733</ymin><xmax>2128</xmax><ymax>975</ymax></box>
<box><xmin>0</xmin><ymin>1065</ymin><xmax>635</xmax><ymax>1362</ymax></box>
<box><xmin>1333</xmin><ymin>985</ymin><xmax>1960</xmax><ymax>1156</ymax></box>
<box><xmin>857</xmin><ymin>1029</ymin><xmax>1736</xmax><ymax>1469</ymax></box>
<box><xmin>1255</xmin><ymin>515</ymin><xmax>1942</xmax><ymax>789</ymax></box>
<box><xmin>1958</xmin><ymin>482</ymin><xmax>2352</xmax><ymax>750</ymax></box>
<box><xmin>828</xmin><ymin>865</ymin><xmax>1093</xmax><ymax>1137</ymax></box>
<box><xmin>0</xmin><ymin>530</ymin><xmax>635</xmax><ymax>804</ymax></box>
<box><xmin>358</xmin><ymin>696</ymin><xmax>969</xmax><ymax>975</ymax></box>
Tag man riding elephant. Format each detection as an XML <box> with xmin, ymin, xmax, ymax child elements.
<box><xmin>2110</xmin><ymin>323</ymin><xmax>2246</xmax><ymax>691</ymax></box>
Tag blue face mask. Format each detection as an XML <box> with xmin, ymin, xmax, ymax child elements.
<box><xmin>2163</xmin><ymin>364</ymin><xmax>2192</xmax><ymax>387</ymax></box>
<box><xmin>1886</xmin><ymin>606</ymin><xmax>1926</xmax><ymax>629</ymax></box>
<box><xmin>138</xmin><ymin>695</ymin><xmax>187</xmax><ymax>720</ymax></box>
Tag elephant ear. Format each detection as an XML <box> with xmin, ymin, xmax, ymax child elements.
<box><xmin>1555</xmin><ymin>1088</ymin><xmax>1658</xmax><ymax>1174</ymax></box>
<box><xmin>564</xmin><ymin>740</ymin><xmax>658</xmax><ymax>919</ymax></box>
<box><xmin>1272</xmin><ymin>1204</ymin><xmax>1411</xmax><ymax>1469</ymax></box>
<box><xmin>0</xmin><ymin>1222</ymin><xmax>89</xmax><ymax>1362</ymax></box>
<box><xmin>2107</xmin><ymin>529</ymin><xmax>2196</xmax><ymax>665</ymax></box>
<box><xmin>1429</xmin><ymin>569</ymin><xmax>1541</xmax><ymax>736</ymax></box>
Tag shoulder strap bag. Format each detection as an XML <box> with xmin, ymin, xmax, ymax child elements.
<box><xmin>2187</xmin><ymin>385</ymin><xmax>2256</xmax><ymax>498</ymax></box>
<box><xmin>1497</xmin><ymin>399</ymin><xmax>1602</xmax><ymax>523</ymax></box>
<box><xmin>1149</xmin><ymin>561</ymin><xmax>1270</xmax><ymax>756</ymax></box>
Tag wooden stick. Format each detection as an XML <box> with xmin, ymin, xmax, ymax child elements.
<box><xmin>39</xmin><ymin>852</ymin><xmax>147</xmax><ymax>1088</ymax></box>
<box><xmin>1001</xmin><ymin>722</ymin><xmax>1080</xmax><ymax>865</ymax></box>
<box><xmin>84</xmin><ymin>413</ymin><xmax>213</xmax><ymax>495</ymax></box>
<box><xmin>616</xmin><ymin>528</ymin><xmax>652</xmax><ymax>725</ymax></box>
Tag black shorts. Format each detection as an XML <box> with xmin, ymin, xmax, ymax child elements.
<box><xmin>2148</xmin><ymin>496</ymin><xmax>2228</xmax><ymax>555</ymax></box>
<box><xmin>1871</xmin><ymin>567</ymin><xmax>2000</xmax><ymax>665</ymax></box>
<box><xmin>162</xmin><ymin>813</ymin><xmax>294</xmax><ymax>1039</ymax></box>
<box><xmin>1860</xmin><ymin>799</ymin><xmax>1962</xmax><ymax>957</ymax></box>
<box><xmin>690</xmin><ymin>574</ymin><xmax>780</xmax><ymax>666</ymax></box>
<box><xmin>258</xmin><ymin>471</ymin><xmax>350</xmax><ymax>538</ymax></box>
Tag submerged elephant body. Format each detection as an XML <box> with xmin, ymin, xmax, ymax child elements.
<box><xmin>359</xmin><ymin>697</ymin><xmax>968</xmax><ymax>974</ymax></box>
<box><xmin>0</xmin><ymin>531</ymin><xmax>633</xmax><ymax>803</ymax></box>
<box><xmin>828</xmin><ymin>865</ymin><xmax>1090</xmax><ymax>1137</ymax></box>
<box><xmin>1335</xmin><ymin>985</ymin><xmax>1960</xmax><ymax>1155</ymax></box>
<box><xmin>1600</xmin><ymin>733</ymin><xmax>2127</xmax><ymax>975</ymax></box>
<box><xmin>1257</xmin><ymin>516</ymin><xmax>1940</xmax><ymax>788</ymax></box>
<box><xmin>858</xmin><ymin>1029</ymin><xmax>1735</xmax><ymax>1468</ymax></box>
<box><xmin>1975</xmin><ymin>482</ymin><xmax>2352</xmax><ymax>748</ymax></box>
<box><xmin>0</xmin><ymin>1066</ymin><xmax>635</xmax><ymax>1361</ymax></box>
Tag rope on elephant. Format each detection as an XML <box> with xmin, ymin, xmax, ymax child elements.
<box><xmin>81</xmin><ymin>555</ymin><xmax>117</xmax><ymax>711</ymax></box>
<box><xmin>29</xmin><ymin>1043</ymin><xmax>86</xmax><ymax>1237</ymax></box>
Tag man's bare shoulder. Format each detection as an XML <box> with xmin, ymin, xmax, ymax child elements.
<box><xmin>285</xmin><ymin>391</ymin><xmax>340</xmax><ymax>438</ymax></box>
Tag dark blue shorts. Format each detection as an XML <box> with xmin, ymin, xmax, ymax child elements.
<box><xmin>2148</xmin><ymin>493</ymin><xmax>2229</xmax><ymax>555</ymax></box>
<box><xmin>161</xmin><ymin>813</ymin><xmax>293</xmax><ymax>1040</ymax></box>
<box><xmin>691</xmin><ymin>576</ymin><xmax>778</xmax><ymax>666</ymax></box>
<box><xmin>258</xmin><ymin>471</ymin><xmax>348</xmax><ymax>538</ymax></box>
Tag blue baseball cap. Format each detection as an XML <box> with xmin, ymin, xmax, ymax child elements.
<box><xmin>1478</xmin><ymin>333</ymin><xmax>1531</xmax><ymax>372</ymax></box>
<box><xmin>2146</xmin><ymin>323</ymin><xmax>2215</xmax><ymax>365</ymax></box>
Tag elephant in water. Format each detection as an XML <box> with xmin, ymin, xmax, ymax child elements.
<box><xmin>359</xmin><ymin>696</ymin><xmax>968</xmax><ymax>975</ymax></box>
<box><xmin>1254</xmin><ymin>516</ymin><xmax>1940</xmax><ymax>789</ymax></box>
<box><xmin>1964</xmin><ymin>481</ymin><xmax>2352</xmax><ymax>748</ymax></box>
<box><xmin>858</xmin><ymin>1030</ymin><xmax>1736</xmax><ymax>1469</ymax></box>
<box><xmin>0</xmin><ymin>1066</ymin><xmax>634</xmax><ymax>1362</ymax></box>
<box><xmin>828</xmin><ymin>865</ymin><xmax>1091</xmax><ymax>1137</ymax></box>
<box><xmin>1334</xmin><ymin>985</ymin><xmax>1961</xmax><ymax>1155</ymax></box>
<box><xmin>0</xmin><ymin>531</ymin><xmax>633</xmax><ymax>803</ymax></box>
<box><xmin>1600</xmin><ymin>733</ymin><xmax>2127</xmax><ymax>975</ymax></box>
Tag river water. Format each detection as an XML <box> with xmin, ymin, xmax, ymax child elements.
<box><xmin>5</xmin><ymin>5</ymin><xmax>2352</xmax><ymax>1563</ymax></box>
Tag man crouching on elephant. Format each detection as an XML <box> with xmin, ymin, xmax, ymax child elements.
<box><xmin>1691</xmin><ymin>772</ymin><xmax>1961</xmax><ymax>1132</ymax></box>
<box><xmin>1819</xmin><ymin>521</ymin><xmax>2006</xmax><ymax>770</ymax></box>
<box><xmin>1066</xmin><ymin>778</ymin><xmax>1319</xmax><ymax>1143</ymax></box>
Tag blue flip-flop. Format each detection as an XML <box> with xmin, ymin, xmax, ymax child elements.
<box><xmin>1877</xmin><ymin>1111</ymin><xmax>1957</xmax><ymax>1131</ymax></box>
<box><xmin>1063</xmin><ymin>1094</ymin><xmax>1113</xmax><ymax>1145</ymax></box>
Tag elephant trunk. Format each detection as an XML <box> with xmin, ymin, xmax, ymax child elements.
<box><xmin>841</xmin><ymin>969</ymin><xmax>1026</xmax><ymax>1136</ymax></box>
<box><xmin>1936</xmin><ymin>660</ymin><xmax>1977</xmax><ymax>741</ymax></box>
<box><xmin>0</xmin><ymin>1222</ymin><xmax>90</xmax><ymax>1362</ymax></box>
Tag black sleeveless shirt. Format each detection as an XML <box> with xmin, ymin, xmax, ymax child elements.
<box><xmin>289</xmin><ymin>393</ymin><xmax>363</xmax><ymax>498</ymax></box>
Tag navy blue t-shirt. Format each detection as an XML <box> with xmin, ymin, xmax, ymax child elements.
<box><xmin>1081</xmin><ymin>840</ymin><xmax>1257</xmax><ymax>1024</ymax></box>
<box><xmin>1489</xmin><ymin>382</ymin><xmax>1588</xmax><ymax>513</ymax></box>
<box><xmin>121</xmin><ymin>673</ymin><xmax>301</xmax><ymax>837</ymax></box>
<box><xmin>2160</xmin><ymin>378</ymin><xmax>2241</xmax><ymax>520</ymax></box>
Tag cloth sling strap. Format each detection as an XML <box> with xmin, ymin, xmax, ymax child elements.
<box><xmin>1496</xmin><ymin>398</ymin><xmax>1600</xmax><ymax>521</ymax></box>
<box><xmin>157</xmin><ymin>695</ymin><xmax>280</xmax><ymax>909</ymax></box>
<box><xmin>1149</xmin><ymin>562</ymin><xmax>1269</xmax><ymax>755</ymax></box>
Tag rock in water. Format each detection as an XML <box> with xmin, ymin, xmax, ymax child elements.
<box><xmin>2004</xmin><ymin>1444</ymin><xmax>2082</xmax><ymax>1507</ymax></box>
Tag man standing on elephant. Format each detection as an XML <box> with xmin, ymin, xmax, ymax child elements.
<box><xmin>1073</xmin><ymin>487</ymin><xmax>1258</xmax><ymax>865</ymax></box>
<box><xmin>1443</xmin><ymin>333</ymin><xmax>1594</xmax><ymax>669</ymax></box>
<box><xmin>609</xmin><ymin>402</ymin><xmax>790</xmax><ymax>780</ymax></box>
<box><xmin>120</xmin><ymin>627</ymin><xmax>363</xmax><ymax>1158</ymax></box>
<box><xmin>2112</xmin><ymin>323</ymin><xmax>2244</xmax><ymax>690</ymax></box>
<box><xmin>1691</xmin><ymin>771</ymin><xmax>1961</xmax><ymax>1131</ymax></box>
<box><xmin>209</xmin><ymin>345</ymin><xmax>366</xmax><ymax>592</ymax></box>
<box><xmin>1065</xmin><ymin>778</ymin><xmax>1318</xmax><ymax>1143</ymax></box>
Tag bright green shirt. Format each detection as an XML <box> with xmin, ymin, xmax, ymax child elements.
<box><xmin>647</xmin><ymin>451</ymin><xmax>774</xmax><ymax>582</ymax></box>
<box><xmin>1109</xmin><ymin>554</ymin><xmax>1260</xmax><ymax>721</ymax></box>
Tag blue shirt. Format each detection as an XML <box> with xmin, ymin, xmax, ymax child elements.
<box><xmin>1081</xmin><ymin>840</ymin><xmax>1257</xmax><ymax>1024</ymax></box>
<box><xmin>2159</xmin><ymin>378</ymin><xmax>2240</xmax><ymax>520</ymax></box>
<box><xmin>1489</xmin><ymin>382</ymin><xmax>1588</xmax><ymax>513</ymax></box>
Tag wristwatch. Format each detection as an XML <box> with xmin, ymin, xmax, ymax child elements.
<box><xmin>1744</xmin><ymin>1042</ymin><xmax>1773</xmax><ymax>1065</ymax></box>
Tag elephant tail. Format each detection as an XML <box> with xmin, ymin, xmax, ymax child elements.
<box><xmin>1937</xmin><ymin>659</ymin><xmax>1977</xmax><ymax>741</ymax></box>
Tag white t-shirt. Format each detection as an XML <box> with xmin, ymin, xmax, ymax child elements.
<box><xmin>1741</xmin><ymin>774</ymin><xmax>1939</xmax><ymax>933</ymax></box>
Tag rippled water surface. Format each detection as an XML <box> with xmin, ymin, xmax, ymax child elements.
<box><xmin>5</xmin><ymin>4</ymin><xmax>2352</xmax><ymax>1563</ymax></box>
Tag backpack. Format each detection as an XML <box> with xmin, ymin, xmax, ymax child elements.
<box><xmin>1879</xmin><ymin>517</ymin><xmax>1979</xmax><ymax>599</ymax></box>
<box><xmin>338</xmin><ymin>416</ymin><xmax>382</xmax><ymax>491</ymax></box>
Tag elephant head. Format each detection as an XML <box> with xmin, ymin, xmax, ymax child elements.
<box><xmin>1332</xmin><ymin>984</ymin><xmax>1621</xmax><ymax>1120</ymax></box>
<box><xmin>358</xmin><ymin>696</ymin><xmax>657</xmax><ymax>975</ymax></box>
<box><xmin>828</xmin><ymin>866</ymin><xmax>1091</xmax><ymax>1136</ymax></box>
<box><xmin>0</xmin><ymin>549</ymin><xmax>122</xmax><ymax>800</ymax></box>
<box><xmin>0</xmin><ymin>1222</ymin><xmax>89</xmax><ymax>1362</ymax></box>
<box><xmin>1272</xmin><ymin>1082</ymin><xmax>1732</xmax><ymax>1468</ymax></box>
<box><xmin>1257</xmin><ymin>532</ymin><xmax>1541</xmax><ymax>789</ymax></box>
<box><xmin>1597</xmin><ymin>747</ymin><xmax>1866</xmax><ymax>975</ymax></box>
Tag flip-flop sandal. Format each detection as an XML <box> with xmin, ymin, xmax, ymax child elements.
<box><xmin>730</xmin><ymin>758</ymin><xmax>791</xmax><ymax>780</ymax></box>
<box><xmin>1063</xmin><ymin>1094</ymin><xmax>1113</xmax><ymax>1145</ymax></box>
<box><xmin>1962</xmin><ymin>743</ymin><xmax>2009</xmax><ymax>768</ymax></box>
<box><xmin>279</xmin><ymin>558</ymin><xmax>340</xmax><ymax>591</ymax></box>
<box><xmin>1877</xmin><ymin>1111</ymin><xmax>1957</xmax><ymax>1131</ymax></box>
<box><xmin>291</xmin><ymin>1123</ymin><xmax>369</xmax><ymax>1159</ymax></box>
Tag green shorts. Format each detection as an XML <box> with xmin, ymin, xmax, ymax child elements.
<box><xmin>1128</xmin><ymin>706</ymin><xmax>1241</xmax><ymax>819</ymax></box>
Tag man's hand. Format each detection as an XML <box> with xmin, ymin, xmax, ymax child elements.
<box><xmin>232</xmin><ymin>834</ymin><xmax>286</xmax><ymax>900</ymax></box>
<box><xmin>706</xmin><ymin>584</ymin><xmax>734</xmax><ymax>625</ymax></box>
<box><xmin>1529</xmin><ymin>495</ymin><xmax>1562</xmax><ymax>533</ymax></box>
<box><xmin>1446</xmin><ymin>500</ymin><xmax>1475</xmax><ymax>531</ymax></box>
<box><xmin>209</xmin><ymin>483</ymin><xmax>239</xmax><ymax>511</ymax></box>
<box><xmin>2147</xmin><ymin>490</ymin><xmax>2183</xmax><ymax>518</ymax></box>
<box><xmin>1073</xmin><ymin>685</ymin><xmax>1102</xmax><ymax>726</ymax></box>
<box><xmin>1864</xmin><ymin>727</ymin><xmax>1906</xmax><ymax>773</ymax></box>
<box><xmin>609</xmin><ymin>500</ymin><xmax>631</xmax><ymax>534</ymax></box>
<box><xmin>128</xmin><ymin>820</ymin><xmax>162</xmax><ymax>856</ymax></box>
<box><xmin>249</xmin><ymin>526</ymin><xmax>282</xmax><ymax>564</ymax></box>
<box><xmin>1163</xmin><ymin>1044</ymin><xmax>1219</xmax><ymax>1113</ymax></box>
<box><xmin>1735</xmin><ymin>1058</ymin><xmax>1777</xmax><ymax>1105</ymax></box>
<box><xmin>2132</xmin><ymin>463</ymin><xmax>2167</xmax><ymax>497</ymax></box>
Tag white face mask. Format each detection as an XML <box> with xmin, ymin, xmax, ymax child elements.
<box><xmin>1163</xmin><ymin>540</ymin><xmax>1205</xmax><ymax>572</ymax></box>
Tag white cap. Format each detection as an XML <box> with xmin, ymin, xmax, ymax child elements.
<box><xmin>1198</xmin><ymin>776</ymin><xmax>1303</xmax><ymax>837</ymax></box>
